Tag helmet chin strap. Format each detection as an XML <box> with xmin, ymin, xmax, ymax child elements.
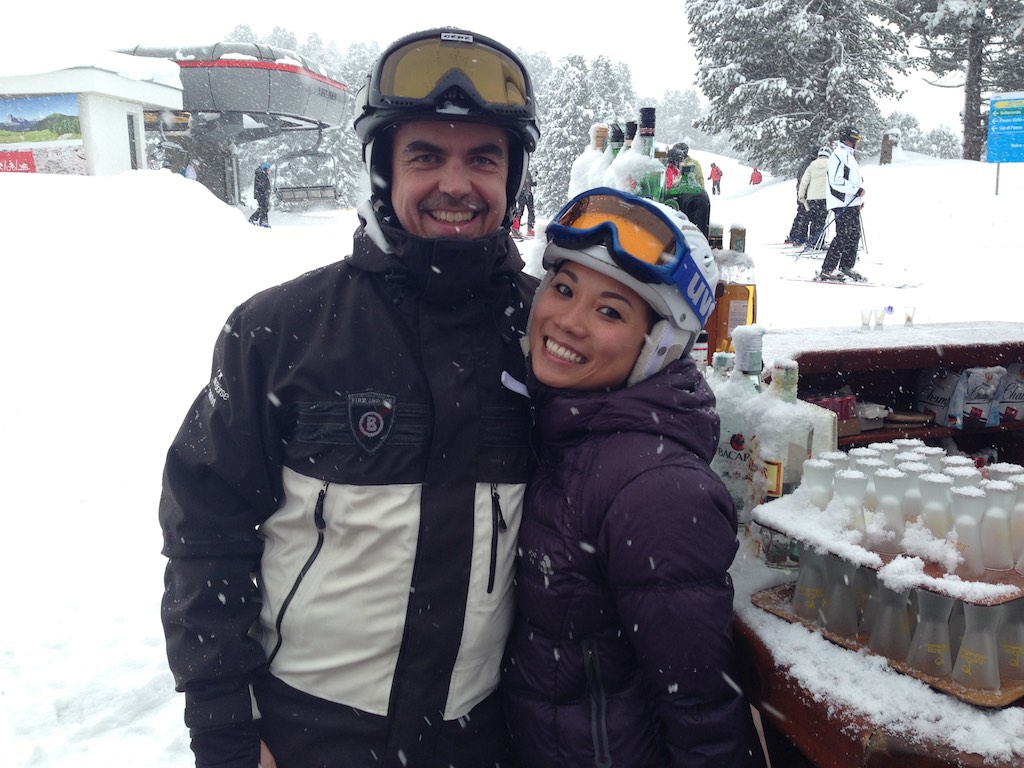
<box><xmin>626</xmin><ymin>319</ymin><xmax>693</xmax><ymax>387</ymax></box>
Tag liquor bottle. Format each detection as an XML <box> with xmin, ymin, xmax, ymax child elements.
<box><xmin>707</xmin><ymin>351</ymin><xmax>735</xmax><ymax>393</ymax></box>
<box><xmin>758</xmin><ymin>359</ymin><xmax>814</xmax><ymax>499</ymax></box>
<box><xmin>709</xmin><ymin>325</ymin><xmax>765</xmax><ymax>528</ymax></box>
<box><xmin>636</xmin><ymin>107</ymin><xmax>657</xmax><ymax>158</ymax></box>
<box><xmin>601</xmin><ymin>120</ymin><xmax>638</xmax><ymax>190</ymax></box>
<box><xmin>607</xmin><ymin>122</ymin><xmax>624</xmax><ymax>157</ymax></box>
<box><xmin>634</xmin><ymin>107</ymin><xmax>659</xmax><ymax>198</ymax></box>
<box><xmin>568</xmin><ymin>123</ymin><xmax>609</xmax><ymax>198</ymax></box>
<box><xmin>703</xmin><ymin>253</ymin><xmax>757</xmax><ymax>369</ymax></box>
<box><xmin>589</xmin><ymin>121</ymin><xmax>622</xmax><ymax>188</ymax></box>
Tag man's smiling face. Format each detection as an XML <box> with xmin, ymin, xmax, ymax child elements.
<box><xmin>390</xmin><ymin>120</ymin><xmax>510</xmax><ymax>239</ymax></box>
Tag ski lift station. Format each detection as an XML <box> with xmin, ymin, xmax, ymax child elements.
<box><xmin>0</xmin><ymin>51</ymin><xmax>182</xmax><ymax>176</ymax></box>
<box><xmin>1</xmin><ymin>44</ymin><xmax>351</xmax><ymax>206</ymax></box>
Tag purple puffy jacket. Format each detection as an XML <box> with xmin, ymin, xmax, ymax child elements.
<box><xmin>503</xmin><ymin>357</ymin><xmax>766</xmax><ymax>768</ymax></box>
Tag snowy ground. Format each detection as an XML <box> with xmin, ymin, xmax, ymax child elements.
<box><xmin>2</xmin><ymin>150</ymin><xmax>1023</xmax><ymax>766</ymax></box>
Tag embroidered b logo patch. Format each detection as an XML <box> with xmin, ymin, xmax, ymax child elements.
<box><xmin>348</xmin><ymin>392</ymin><xmax>396</xmax><ymax>455</ymax></box>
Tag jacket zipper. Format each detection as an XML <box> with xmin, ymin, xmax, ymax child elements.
<box><xmin>267</xmin><ymin>480</ymin><xmax>329</xmax><ymax>666</ymax></box>
<box><xmin>487</xmin><ymin>483</ymin><xmax>508</xmax><ymax>594</ymax></box>
<box><xmin>583</xmin><ymin>640</ymin><xmax>612</xmax><ymax>768</ymax></box>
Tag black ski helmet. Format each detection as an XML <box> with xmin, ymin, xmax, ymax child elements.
<box><xmin>353</xmin><ymin>28</ymin><xmax>541</xmax><ymax>224</ymax></box>
<box><xmin>838</xmin><ymin>126</ymin><xmax>861</xmax><ymax>145</ymax></box>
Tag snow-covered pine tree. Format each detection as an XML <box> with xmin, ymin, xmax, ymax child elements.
<box><xmin>888</xmin><ymin>0</ymin><xmax>1024</xmax><ymax>160</ymax></box>
<box><xmin>532</xmin><ymin>55</ymin><xmax>595</xmax><ymax>216</ymax></box>
<box><xmin>687</xmin><ymin>0</ymin><xmax>906</xmax><ymax>176</ymax></box>
<box><xmin>921</xmin><ymin>126</ymin><xmax>962</xmax><ymax>158</ymax></box>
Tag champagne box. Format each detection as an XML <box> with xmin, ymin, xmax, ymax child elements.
<box><xmin>995</xmin><ymin>363</ymin><xmax>1024</xmax><ymax>423</ymax></box>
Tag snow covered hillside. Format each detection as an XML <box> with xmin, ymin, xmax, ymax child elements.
<box><xmin>1</xmin><ymin>150</ymin><xmax>1022</xmax><ymax>766</ymax></box>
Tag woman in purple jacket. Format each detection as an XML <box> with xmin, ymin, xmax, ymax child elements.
<box><xmin>503</xmin><ymin>188</ymin><xmax>766</xmax><ymax>768</ymax></box>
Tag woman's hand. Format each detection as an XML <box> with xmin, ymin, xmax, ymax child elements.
<box><xmin>259</xmin><ymin>740</ymin><xmax>277</xmax><ymax>768</ymax></box>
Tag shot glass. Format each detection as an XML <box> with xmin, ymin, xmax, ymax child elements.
<box><xmin>904</xmin><ymin>306</ymin><xmax>916</xmax><ymax>326</ymax></box>
<box><xmin>860</xmin><ymin>308</ymin><xmax>874</xmax><ymax>331</ymax></box>
<box><xmin>875</xmin><ymin>306</ymin><xmax>888</xmax><ymax>330</ymax></box>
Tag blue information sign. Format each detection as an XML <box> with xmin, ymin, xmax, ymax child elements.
<box><xmin>987</xmin><ymin>92</ymin><xmax>1024</xmax><ymax>163</ymax></box>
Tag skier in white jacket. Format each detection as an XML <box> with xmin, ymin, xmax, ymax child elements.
<box><xmin>819</xmin><ymin>126</ymin><xmax>866</xmax><ymax>282</ymax></box>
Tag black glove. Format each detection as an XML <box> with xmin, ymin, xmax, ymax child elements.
<box><xmin>190</xmin><ymin>721</ymin><xmax>261</xmax><ymax>768</ymax></box>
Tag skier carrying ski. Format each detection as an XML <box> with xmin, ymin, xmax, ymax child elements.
<box><xmin>819</xmin><ymin>126</ymin><xmax>866</xmax><ymax>282</ymax></box>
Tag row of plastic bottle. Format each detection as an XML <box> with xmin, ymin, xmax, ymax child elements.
<box><xmin>792</xmin><ymin>547</ymin><xmax>1023</xmax><ymax>691</ymax></box>
<box><xmin>799</xmin><ymin>443</ymin><xmax>1024</xmax><ymax>578</ymax></box>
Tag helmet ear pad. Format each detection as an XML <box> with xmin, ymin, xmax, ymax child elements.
<box><xmin>626</xmin><ymin>318</ymin><xmax>693</xmax><ymax>387</ymax></box>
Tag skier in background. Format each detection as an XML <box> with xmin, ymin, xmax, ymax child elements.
<box><xmin>819</xmin><ymin>126</ymin><xmax>867</xmax><ymax>282</ymax></box>
<box><xmin>708</xmin><ymin>162</ymin><xmax>723</xmax><ymax>194</ymax></box>
<box><xmin>797</xmin><ymin>147</ymin><xmax>831</xmax><ymax>249</ymax></box>
<box><xmin>512</xmin><ymin>166</ymin><xmax>536</xmax><ymax>238</ymax></box>
<box><xmin>749</xmin><ymin>166</ymin><xmax>762</xmax><ymax>184</ymax></box>
<box><xmin>785</xmin><ymin>148</ymin><xmax>818</xmax><ymax>245</ymax></box>
<box><xmin>248</xmin><ymin>161</ymin><xmax>271</xmax><ymax>228</ymax></box>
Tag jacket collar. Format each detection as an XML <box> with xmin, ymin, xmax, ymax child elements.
<box><xmin>350</xmin><ymin>200</ymin><xmax>527</xmax><ymax>307</ymax></box>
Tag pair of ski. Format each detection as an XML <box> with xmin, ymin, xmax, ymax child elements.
<box><xmin>780</xmin><ymin>273</ymin><xmax>922</xmax><ymax>289</ymax></box>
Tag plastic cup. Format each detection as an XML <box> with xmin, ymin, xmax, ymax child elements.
<box><xmin>860</xmin><ymin>309</ymin><xmax>874</xmax><ymax>331</ymax></box>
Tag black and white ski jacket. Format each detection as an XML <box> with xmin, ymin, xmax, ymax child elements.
<box><xmin>826</xmin><ymin>142</ymin><xmax>864</xmax><ymax>210</ymax></box>
<box><xmin>159</xmin><ymin>202</ymin><xmax>536</xmax><ymax>762</ymax></box>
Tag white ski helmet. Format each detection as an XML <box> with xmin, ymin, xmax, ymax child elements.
<box><xmin>538</xmin><ymin>187</ymin><xmax>719</xmax><ymax>386</ymax></box>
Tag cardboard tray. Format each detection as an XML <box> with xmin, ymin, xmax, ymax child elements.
<box><xmin>751</xmin><ymin>582</ymin><xmax>1024</xmax><ymax>708</ymax></box>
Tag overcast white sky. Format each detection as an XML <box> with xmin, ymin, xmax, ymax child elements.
<box><xmin>22</xmin><ymin>1</ymin><xmax>964</xmax><ymax>131</ymax></box>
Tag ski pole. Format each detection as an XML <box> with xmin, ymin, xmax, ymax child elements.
<box><xmin>797</xmin><ymin>195</ymin><xmax>856</xmax><ymax>260</ymax></box>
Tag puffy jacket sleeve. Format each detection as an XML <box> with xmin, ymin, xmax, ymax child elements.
<box><xmin>599</xmin><ymin>459</ymin><xmax>764</xmax><ymax>768</ymax></box>
<box><xmin>159</xmin><ymin>303</ymin><xmax>285</xmax><ymax>744</ymax></box>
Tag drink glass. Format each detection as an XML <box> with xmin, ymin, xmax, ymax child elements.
<box><xmin>998</xmin><ymin>598</ymin><xmax>1024</xmax><ymax>682</ymax></box>
<box><xmin>791</xmin><ymin>543</ymin><xmax>827</xmax><ymax>623</ymax></box>
<box><xmin>821</xmin><ymin>554</ymin><xmax>860</xmax><ymax>637</ymax></box>
<box><xmin>952</xmin><ymin>602</ymin><xmax>1003</xmax><ymax>690</ymax></box>
<box><xmin>860</xmin><ymin>308</ymin><xmax>873</xmax><ymax>331</ymax></box>
<box><xmin>868</xmin><ymin>583</ymin><xmax>912</xmax><ymax>661</ymax></box>
<box><xmin>904</xmin><ymin>306</ymin><xmax>916</xmax><ymax>326</ymax></box>
<box><xmin>906</xmin><ymin>589</ymin><xmax>954</xmax><ymax>678</ymax></box>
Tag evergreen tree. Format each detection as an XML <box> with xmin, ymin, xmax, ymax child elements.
<box><xmin>225</xmin><ymin>24</ymin><xmax>257</xmax><ymax>43</ymax></box>
<box><xmin>888</xmin><ymin>0</ymin><xmax>1024</xmax><ymax>159</ymax></box>
<box><xmin>655</xmin><ymin>89</ymin><xmax>704</xmax><ymax>146</ymax></box>
<box><xmin>264</xmin><ymin>26</ymin><xmax>299</xmax><ymax>52</ymax></box>
<box><xmin>516</xmin><ymin>49</ymin><xmax>554</xmax><ymax>93</ymax></box>
<box><xmin>532</xmin><ymin>55</ymin><xmax>595</xmax><ymax>216</ymax></box>
<box><xmin>920</xmin><ymin>125</ymin><xmax>962</xmax><ymax>158</ymax></box>
<box><xmin>882</xmin><ymin>111</ymin><xmax>924</xmax><ymax>150</ymax></box>
<box><xmin>687</xmin><ymin>0</ymin><xmax>906</xmax><ymax>176</ymax></box>
<box><xmin>588</xmin><ymin>56</ymin><xmax>622</xmax><ymax>125</ymax></box>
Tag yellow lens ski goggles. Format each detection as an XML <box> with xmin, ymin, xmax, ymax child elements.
<box><xmin>546</xmin><ymin>188</ymin><xmax>715</xmax><ymax>327</ymax></box>
<box><xmin>369</xmin><ymin>30</ymin><xmax>532</xmax><ymax>115</ymax></box>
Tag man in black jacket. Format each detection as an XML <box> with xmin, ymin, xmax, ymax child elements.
<box><xmin>248</xmin><ymin>161</ymin><xmax>271</xmax><ymax>227</ymax></box>
<box><xmin>160</xmin><ymin>28</ymin><xmax>540</xmax><ymax>768</ymax></box>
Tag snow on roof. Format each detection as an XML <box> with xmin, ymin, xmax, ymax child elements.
<box><xmin>0</xmin><ymin>45</ymin><xmax>182</xmax><ymax>90</ymax></box>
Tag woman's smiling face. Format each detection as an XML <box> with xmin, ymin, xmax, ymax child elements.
<box><xmin>529</xmin><ymin>261</ymin><xmax>653</xmax><ymax>391</ymax></box>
